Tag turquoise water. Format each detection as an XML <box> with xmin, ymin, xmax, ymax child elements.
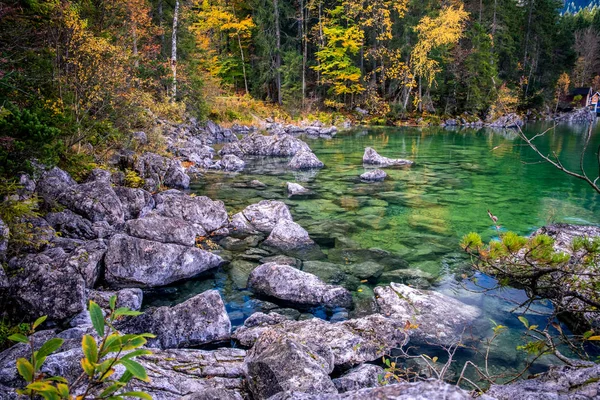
<box><xmin>145</xmin><ymin>122</ymin><xmax>600</xmax><ymax>383</ymax></box>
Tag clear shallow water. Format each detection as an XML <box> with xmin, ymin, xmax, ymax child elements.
<box><xmin>145</xmin><ymin>122</ymin><xmax>600</xmax><ymax>382</ymax></box>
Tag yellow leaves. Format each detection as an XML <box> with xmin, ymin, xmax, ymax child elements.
<box><xmin>411</xmin><ymin>4</ymin><xmax>469</xmax><ymax>85</ymax></box>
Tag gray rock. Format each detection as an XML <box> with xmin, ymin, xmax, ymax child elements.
<box><xmin>230</xmin><ymin>212</ymin><xmax>261</xmax><ymax>236</ymax></box>
<box><xmin>88</xmin><ymin>288</ymin><xmax>143</xmax><ymax>311</ymax></box>
<box><xmin>554</xmin><ymin>107</ymin><xmax>595</xmax><ymax>123</ymax></box>
<box><xmin>487</xmin><ymin>113</ymin><xmax>524</xmax><ymax>128</ymax></box>
<box><xmin>56</xmin><ymin>181</ymin><xmax>125</xmax><ymax>225</ymax></box>
<box><xmin>261</xmin><ymin>255</ymin><xmax>301</xmax><ymax>267</ymax></box>
<box><xmin>360</xmin><ymin>169</ymin><xmax>387</xmax><ymax>182</ymax></box>
<box><xmin>4</xmin><ymin>248</ymin><xmax>86</xmax><ymax>321</ymax></box>
<box><xmin>134</xmin><ymin>152</ymin><xmax>190</xmax><ymax>191</ymax></box>
<box><xmin>241</xmin><ymin>200</ymin><xmax>293</xmax><ymax>233</ymax></box>
<box><xmin>114</xmin><ymin>186</ymin><xmax>155</xmax><ymax>220</ymax></box>
<box><xmin>287</xmin><ymin>150</ymin><xmax>324</xmax><ymax>170</ymax></box>
<box><xmin>17</xmin><ymin>173</ymin><xmax>36</xmax><ymax>200</ymax></box>
<box><xmin>44</xmin><ymin>210</ymin><xmax>96</xmax><ymax>240</ymax></box>
<box><xmin>132</xmin><ymin>130</ymin><xmax>148</xmax><ymax>145</ymax></box>
<box><xmin>234</xmin><ymin>314</ymin><xmax>407</xmax><ymax>368</ymax></box>
<box><xmin>249</xmin><ymin>263</ymin><xmax>352</xmax><ymax>308</ymax></box>
<box><xmin>374</xmin><ymin>283</ymin><xmax>481</xmax><ymax>346</ymax></box>
<box><xmin>342</xmin><ymin>261</ymin><xmax>384</xmax><ymax>280</ymax></box>
<box><xmin>0</xmin><ymin>218</ymin><xmax>8</xmax><ymax>262</ymax></box>
<box><xmin>487</xmin><ymin>363</ymin><xmax>600</xmax><ymax>399</ymax></box>
<box><xmin>301</xmin><ymin>261</ymin><xmax>360</xmax><ymax>290</ymax></box>
<box><xmin>0</xmin><ymin>267</ymin><xmax>7</xmax><ymax>289</ymax></box>
<box><xmin>36</xmin><ymin>167</ymin><xmax>77</xmax><ymax>205</ymax></box>
<box><xmin>215</xmin><ymin>154</ymin><xmax>245</xmax><ymax>172</ymax></box>
<box><xmin>64</xmin><ymin>239</ymin><xmax>107</xmax><ymax>288</ymax></box>
<box><xmin>221</xmin><ymin>133</ymin><xmax>311</xmax><ymax>157</ymax></box>
<box><xmin>126</xmin><ymin>214</ymin><xmax>199</xmax><ymax>246</ymax></box>
<box><xmin>153</xmin><ymin>189</ymin><xmax>229</xmax><ymax>234</ymax></box>
<box><xmin>270</xmin><ymin>380</ymin><xmax>493</xmax><ymax>399</ymax></box>
<box><xmin>244</xmin><ymin>329</ymin><xmax>338</xmax><ymax>399</ymax></box>
<box><xmin>164</xmin><ymin>161</ymin><xmax>190</xmax><ymax>189</ymax></box>
<box><xmin>263</xmin><ymin>219</ymin><xmax>315</xmax><ymax>251</ymax></box>
<box><xmin>332</xmin><ymin>364</ymin><xmax>386</xmax><ymax>393</ymax></box>
<box><xmin>134</xmin><ymin>348</ymin><xmax>247</xmax><ymax>400</ymax></box>
<box><xmin>118</xmin><ymin>290</ymin><xmax>231</xmax><ymax>348</ymax></box>
<box><xmin>219</xmin><ymin>235</ymin><xmax>261</xmax><ymax>252</ymax></box>
<box><xmin>86</xmin><ymin>168</ymin><xmax>112</xmax><ymax>183</ymax></box>
<box><xmin>104</xmin><ymin>234</ymin><xmax>223</xmax><ymax>287</ymax></box>
<box><xmin>286</xmin><ymin>182</ymin><xmax>311</xmax><ymax>197</ymax></box>
<box><xmin>362</xmin><ymin>147</ymin><xmax>413</xmax><ymax>167</ymax></box>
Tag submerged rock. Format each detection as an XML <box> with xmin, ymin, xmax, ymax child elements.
<box><xmin>248</xmin><ymin>263</ymin><xmax>352</xmax><ymax>308</ymax></box>
<box><xmin>244</xmin><ymin>329</ymin><xmax>337</xmax><ymax>399</ymax></box>
<box><xmin>287</xmin><ymin>150</ymin><xmax>324</xmax><ymax>170</ymax></box>
<box><xmin>374</xmin><ymin>282</ymin><xmax>482</xmax><ymax>346</ymax></box>
<box><xmin>262</xmin><ymin>219</ymin><xmax>315</xmax><ymax>251</ymax></box>
<box><xmin>362</xmin><ymin>147</ymin><xmax>413</xmax><ymax>167</ymax></box>
<box><xmin>286</xmin><ymin>182</ymin><xmax>311</xmax><ymax>197</ymax></box>
<box><xmin>360</xmin><ymin>169</ymin><xmax>387</xmax><ymax>182</ymax></box>
<box><xmin>118</xmin><ymin>290</ymin><xmax>231</xmax><ymax>348</ymax></box>
<box><xmin>104</xmin><ymin>234</ymin><xmax>223</xmax><ymax>287</ymax></box>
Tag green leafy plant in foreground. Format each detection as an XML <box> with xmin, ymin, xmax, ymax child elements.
<box><xmin>9</xmin><ymin>296</ymin><xmax>154</xmax><ymax>400</ymax></box>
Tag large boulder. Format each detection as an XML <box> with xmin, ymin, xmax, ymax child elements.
<box><xmin>215</xmin><ymin>154</ymin><xmax>245</xmax><ymax>172</ymax></box>
<box><xmin>248</xmin><ymin>263</ymin><xmax>353</xmax><ymax>308</ymax></box>
<box><xmin>36</xmin><ymin>167</ymin><xmax>77</xmax><ymax>205</ymax></box>
<box><xmin>114</xmin><ymin>186</ymin><xmax>155</xmax><ymax>220</ymax></box>
<box><xmin>125</xmin><ymin>215</ymin><xmax>198</xmax><ymax>246</ymax></box>
<box><xmin>332</xmin><ymin>364</ymin><xmax>387</xmax><ymax>393</ymax></box>
<box><xmin>360</xmin><ymin>169</ymin><xmax>387</xmax><ymax>182</ymax></box>
<box><xmin>153</xmin><ymin>190</ymin><xmax>228</xmax><ymax>234</ymax></box>
<box><xmin>55</xmin><ymin>180</ymin><xmax>125</xmax><ymax>225</ymax></box>
<box><xmin>134</xmin><ymin>152</ymin><xmax>190</xmax><ymax>191</ymax></box>
<box><xmin>233</xmin><ymin>313</ymin><xmax>408</xmax><ymax>367</ymax></box>
<box><xmin>104</xmin><ymin>234</ymin><xmax>223</xmax><ymax>287</ymax></box>
<box><xmin>487</xmin><ymin>113</ymin><xmax>524</xmax><ymax>128</ymax></box>
<box><xmin>3</xmin><ymin>248</ymin><xmax>86</xmax><ymax>321</ymax></box>
<box><xmin>287</xmin><ymin>150</ymin><xmax>324</xmax><ymax>170</ymax></box>
<box><xmin>237</xmin><ymin>200</ymin><xmax>293</xmax><ymax>234</ymax></box>
<box><xmin>244</xmin><ymin>329</ymin><xmax>337</xmax><ymax>399</ymax></box>
<box><xmin>487</xmin><ymin>363</ymin><xmax>600</xmax><ymax>399</ymax></box>
<box><xmin>118</xmin><ymin>290</ymin><xmax>231</xmax><ymax>348</ymax></box>
<box><xmin>220</xmin><ymin>133</ymin><xmax>311</xmax><ymax>157</ymax></box>
<box><xmin>44</xmin><ymin>210</ymin><xmax>96</xmax><ymax>240</ymax></box>
<box><xmin>374</xmin><ymin>283</ymin><xmax>482</xmax><ymax>346</ymax></box>
<box><xmin>64</xmin><ymin>239</ymin><xmax>107</xmax><ymax>288</ymax></box>
<box><xmin>262</xmin><ymin>219</ymin><xmax>315</xmax><ymax>251</ymax></box>
<box><xmin>88</xmin><ymin>288</ymin><xmax>143</xmax><ymax>311</ymax></box>
<box><xmin>362</xmin><ymin>147</ymin><xmax>413</xmax><ymax>167</ymax></box>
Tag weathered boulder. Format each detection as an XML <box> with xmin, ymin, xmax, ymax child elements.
<box><xmin>125</xmin><ymin>215</ymin><xmax>199</xmax><ymax>246</ymax></box>
<box><xmin>153</xmin><ymin>189</ymin><xmax>228</xmax><ymax>234</ymax></box>
<box><xmin>44</xmin><ymin>210</ymin><xmax>96</xmax><ymax>240</ymax></box>
<box><xmin>262</xmin><ymin>219</ymin><xmax>315</xmax><ymax>251</ymax></box>
<box><xmin>56</xmin><ymin>181</ymin><xmax>125</xmax><ymax>225</ymax></box>
<box><xmin>64</xmin><ymin>239</ymin><xmax>107</xmax><ymax>288</ymax></box>
<box><xmin>374</xmin><ymin>283</ymin><xmax>481</xmax><ymax>346</ymax></box>
<box><xmin>244</xmin><ymin>330</ymin><xmax>337</xmax><ymax>399</ymax></box>
<box><xmin>487</xmin><ymin>113</ymin><xmax>524</xmax><ymax>128</ymax></box>
<box><xmin>114</xmin><ymin>186</ymin><xmax>155</xmax><ymax>220</ymax></box>
<box><xmin>233</xmin><ymin>313</ymin><xmax>407</xmax><ymax>367</ymax></box>
<box><xmin>215</xmin><ymin>154</ymin><xmax>245</xmax><ymax>172</ymax></box>
<box><xmin>220</xmin><ymin>133</ymin><xmax>311</xmax><ymax>157</ymax></box>
<box><xmin>0</xmin><ymin>218</ymin><xmax>8</xmax><ymax>262</ymax></box>
<box><xmin>36</xmin><ymin>167</ymin><xmax>77</xmax><ymax>205</ymax></box>
<box><xmin>134</xmin><ymin>152</ymin><xmax>190</xmax><ymax>191</ymax></box>
<box><xmin>487</xmin><ymin>363</ymin><xmax>600</xmax><ymax>399</ymax></box>
<box><xmin>104</xmin><ymin>234</ymin><xmax>223</xmax><ymax>287</ymax></box>
<box><xmin>362</xmin><ymin>147</ymin><xmax>413</xmax><ymax>167</ymax></box>
<box><xmin>134</xmin><ymin>348</ymin><xmax>248</xmax><ymax>400</ymax></box>
<box><xmin>287</xmin><ymin>150</ymin><xmax>324</xmax><ymax>170</ymax></box>
<box><xmin>332</xmin><ymin>364</ymin><xmax>386</xmax><ymax>393</ymax></box>
<box><xmin>269</xmin><ymin>380</ymin><xmax>493</xmax><ymax>399</ymax></box>
<box><xmin>301</xmin><ymin>261</ymin><xmax>360</xmax><ymax>290</ymax></box>
<box><xmin>4</xmin><ymin>248</ymin><xmax>86</xmax><ymax>321</ymax></box>
<box><xmin>286</xmin><ymin>182</ymin><xmax>311</xmax><ymax>197</ymax></box>
<box><xmin>239</xmin><ymin>200</ymin><xmax>293</xmax><ymax>233</ymax></box>
<box><xmin>248</xmin><ymin>263</ymin><xmax>352</xmax><ymax>308</ymax></box>
<box><xmin>118</xmin><ymin>290</ymin><xmax>231</xmax><ymax>348</ymax></box>
<box><xmin>88</xmin><ymin>288</ymin><xmax>143</xmax><ymax>311</ymax></box>
<box><xmin>86</xmin><ymin>168</ymin><xmax>112</xmax><ymax>183</ymax></box>
<box><xmin>203</xmin><ymin>120</ymin><xmax>239</xmax><ymax>144</ymax></box>
<box><xmin>360</xmin><ymin>169</ymin><xmax>387</xmax><ymax>182</ymax></box>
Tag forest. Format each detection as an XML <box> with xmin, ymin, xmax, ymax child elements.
<box><xmin>2</xmin><ymin>0</ymin><xmax>600</xmax><ymax>177</ymax></box>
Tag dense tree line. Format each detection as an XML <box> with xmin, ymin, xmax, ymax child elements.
<box><xmin>2</xmin><ymin>0</ymin><xmax>600</xmax><ymax>177</ymax></box>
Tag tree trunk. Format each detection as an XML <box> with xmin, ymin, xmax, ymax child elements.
<box><xmin>273</xmin><ymin>0</ymin><xmax>282</xmax><ymax>105</ymax></box>
<box><xmin>171</xmin><ymin>0</ymin><xmax>179</xmax><ymax>101</ymax></box>
<box><xmin>158</xmin><ymin>0</ymin><xmax>165</xmax><ymax>56</ymax></box>
<box><xmin>237</xmin><ymin>33</ymin><xmax>249</xmax><ymax>95</ymax></box>
<box><xmin>301</xmin><ymin>0</ymin><xmax>306</xmax><ymax>107</ymax></box>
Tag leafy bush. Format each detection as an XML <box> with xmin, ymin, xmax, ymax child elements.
<box><xmin>9</xmin><ymin>297</ymin><xmax>154</xmax><ymax>400</ymax></box>
<box><xmin>124</xmin><ymin>169</ymin><xmax>145</xmax><ymax>188</ymax></box>
<box><xmin>0</xmin><ymin>319</ymin><xmax>29</xmax><ymax>352</ymax></box>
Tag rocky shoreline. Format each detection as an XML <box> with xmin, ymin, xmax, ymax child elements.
<box><xmin>1</xmin><ymin>119</ymin><xmax>599</xmax><ymax>399</ymax></box>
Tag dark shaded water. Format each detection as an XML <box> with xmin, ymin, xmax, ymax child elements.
<box><xmin>146</xmin><ymin>122</ymin><xmax>600</xmax><ymax>381</ymax></box>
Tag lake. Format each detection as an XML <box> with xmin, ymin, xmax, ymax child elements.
<box><xmin>145</xmin><ymin>122</ymin><xmax>600</xmax><ymax>383</ymax></box>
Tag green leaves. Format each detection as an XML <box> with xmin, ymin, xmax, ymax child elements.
<box><xmin>37</xmin><ymin>338</ymin><xmax>64</xmax><ymax>359</ymax></box>
<box><xmin>120</xmin><ymin>359</ymin><xmax>149</xmax><ymax>382</ymax></box>
<box><xmin>518</xmin><ymin>316</ymin><xmax>529</xmax><ymax>329</ymax></box>
<box><xmin>33</xmin><ymin>315</ymin><xmax>47</xmax><ymax>330</ymax></box>
<box><xmin>16</xmin><ymin>358</ymin><xmax>34</xmax><ymax>382</ymax></box>
<box><xmin>89</xmin><ymin>300</ymin><xmax>105</xmax><ymax>337</ymax></box>
<box><xmin>82</xmin><ymin>334</ymin><xmax>98</xmax><ymax>364</ymax></box>
<box><xmin>8</xmin><ymin>333</ymin><xmax>29</xmax><ymax>344</ymax></box>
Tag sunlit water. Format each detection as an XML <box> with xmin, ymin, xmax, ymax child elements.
<box><xmin>145</xmin><ymin>122</ymin><xmax>600</xmax><ymax>383</ymax></box>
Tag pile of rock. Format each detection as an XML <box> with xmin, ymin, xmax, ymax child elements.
<box><xmin>486</xmin><ymin>113</ymin><xmax>524</xmax><ymax>128</ymax></box>
<box><xmin>266</xmin><ymin>120</ymin><xmax>338</xmax><ymax>138</ymax></box>
<box><xmin>554</xmin><ymin>108</ymin><xmax>595</xmax><ymax>123</ymax></box>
